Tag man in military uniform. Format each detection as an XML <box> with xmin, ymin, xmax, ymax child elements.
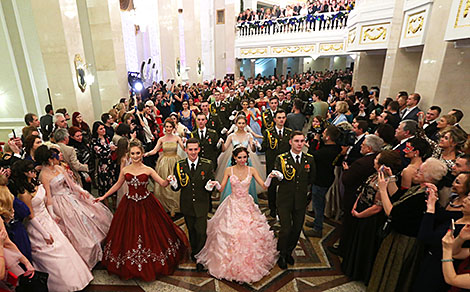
<box><xmin>210</xmin><ymin>91</ymin><xmax>230</xmax><ymax>130</ymax></box>
<box><xmin>224</xmin><ymin>88</ymin><xmax>241</xmax><ymax>115</ymax></box>
<box><xmin>190</xmin><ymin>112</ymin><xmax>222</xmax><ymax>170</ymax></box>
<box><xmin>274</xmin><ymin>131</ymin><xmax>316</xmax><ymax>269</ymax></box>
<box><xmin>278</xmin><ymin>91</ymin><xmax>291</xmax><ymax>113</ymax></box>
<box><xmin>200</xmin><ymin>100</ymin><xmax>222</xmax><ymax>133</ymax></box>
<box><xmin>261</xmin><ymin>109</ymin><xmax>292</xmax><ymax>218</ymax></box>
<box><xmin>261</xmin><ymin>96</ymin><xmax>279</xmax><ymax>131</ymax></box>
<box><xmin>169</xmin><ymin>138</ymin><xmax>214</xmax><ymax>272</ymax></box>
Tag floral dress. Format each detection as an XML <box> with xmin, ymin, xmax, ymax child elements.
<box><xmin>92</xmin><ymin>137</ymin><xmax>117</xmax><ymax>196</ymax></box>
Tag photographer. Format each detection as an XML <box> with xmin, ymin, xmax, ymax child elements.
<box><xmin>286</xmin><ymin>98</ymin><xmax>306</xmax><ymax>131</ymax></box>
<box><xmin>304</xmin><ymin>125</ymin><xmax>342</xmax><ymax>237</ymax></box>
<box><xmin>306</xmin><ymin>116</ymin><xmax>328</xmax><ymax>154</ymax></box>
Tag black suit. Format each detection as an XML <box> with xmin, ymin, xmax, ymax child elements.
<box><xmin>224</xmin><ymin>96</ymin><xmax>241</xmax><ymax>114</ymax></box>
<box><xmin>393</xmin><ymin>139</ymin><xmax>412</xmax><ymax>168</ymax></box>
<box><xmin>211</xmin><ymin>102</ymin><xmax>229</xmax><ymax>129</ymax></box>
<box><xmin>274</xmin><ymin>152</ymin><xmax>316</xmax><ymax>258</ymax></box>
<box><xmin>172</xmin><ymin>158</ymin><xmax>214</xmax><ymax>257</ymax></box>
<box><xmin>401</xmin><ymin>107</ymin><xmax>421</xmax><ymax>122</ymax></box>
<box><xmin>424</xmin><ymin>121</ymin><xmax>438</xmax><ymax>139</ymax></box>
<box><xmin>345</xmin><ymin>135</ymin><xmax>365</xmax><ymax>165</ymax></box>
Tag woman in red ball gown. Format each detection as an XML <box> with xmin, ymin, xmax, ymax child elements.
<box><xmin>95</xmin><ymin>139</ymin><xmax>188</xmax><ymax>281</ymax></box>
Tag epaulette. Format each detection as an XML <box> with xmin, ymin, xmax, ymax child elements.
<box><xmin>280</xmin><ymin>152</ymin><xmax>289</xmax><ymax>157</ymax></box>
<box><xmin>177</xmin><ymin>159</ymin><xmax>186</xmax><ymax>164</ymax></box>
<box><xmin>266</xmin><ymin>126</ymin><xmax>275</xmax><ymax>132</ymax></box>
<box><xmin>207</xmin><ymin>128</ymin><xmax>217</xmax><ymax>133</ymax></box>
<box><xmin>304</xmin><ymin>153</ymin><xmax>313</xmax><ymax>158</ymax></box>
<box><xmin>200</xmin><ymin>158</ymin><xmax>212</xmax><ymax>163</ymax></box>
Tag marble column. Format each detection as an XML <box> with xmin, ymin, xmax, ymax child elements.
<box><xmin>250</xmin><ymin>59</ymin><xmax>255</xmax><ymax>78</ymax></box>
<box><xmin>414</xmin><ymin>0</ymin><xmax>470</xmax><ymax>130</ymax></box>
<box><xmin>352</xmin><ymin>52</ymin><xmax>386</xmax><ymax>90</ymax></box>
<box><xmin>379</xmin><ymin>0</ymin><xmax>422</xmax><ymax>98</ymax></box>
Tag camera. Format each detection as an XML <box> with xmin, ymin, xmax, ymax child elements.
<box><xmin>301</xmin><ymin>98</ymin><xmax>314</xmax><ymax>116</ymax></box>
<box><xmin>335</xmin><ymin>129</ymin><xmax>356</xmax><ymax>146</ymax></box>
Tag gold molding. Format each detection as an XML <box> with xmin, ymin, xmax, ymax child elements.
<box><xmin>240</xmin><ymin>48</ymin><xmax>268</xmax><ymax>56</ymax></box>
<box><xmin>319</xmin><ymin>43</ymin><xmax>344</xmax><ymax>52</ymax></box>
<box><xmin>455</xmin><ymin>0</ymin><xmax>470</xmax><ymax>28</ymax></box>
<box><xmin>348</xmin><ymin>28</ymin><xmax>356</xmax><ymax>45</ymax></box>
<box><xmin>360</xmin><ymin>23</ymin><xmax>389</xmax><ymax>44</ymax></box>
<box><xmin>404</xmin><ymin>10</ymin><xmax>425</xmax><ymax>39</ymax></box>
<box><xmin>271</xmin><ymin>45</ymin><xmax>316</xmax><ymax>55</ymax></box>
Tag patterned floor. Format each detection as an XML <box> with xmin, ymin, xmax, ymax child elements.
<box><xmin>85</xmin><ymin>196</ymin><xmax>366</xmax><ymax>292</ymax></box>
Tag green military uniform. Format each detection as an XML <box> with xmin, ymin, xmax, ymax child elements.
<box><xmin>190</xmin><ymin>128</ymin><xmax>220</xmax><ymax>169</ymax></box>
<box><xmin>261</xmin><ymin>127</ymin><xmax>292</xmax><ymax>214</ymax></box>
<box><xmin>261</xmin><ymin>108</ymin><xmax>276</xmax><ymax>131</ymax></box>
<box><xmin>211</xmin><ymin>101</ymin><xmax>230</xmax><ymax>129</ymax></box>
<box><xmin>172</xmin><ymin>158</ymin><xmax>214</xmax><ymax>258</ymax></box>
<box><xmin>224</xmin><ymin>96</ymin><xmax>241</xmax><ymax>115</ymax></box>
<box><xmin>279</xmin><ymin>99</ymin><xmax>291</xmax><ymax>113</ymax></box>
<box><xmin>274</xmin><ymin>151</ymin><xmax>316</xmax><ymax>259</ymax></box>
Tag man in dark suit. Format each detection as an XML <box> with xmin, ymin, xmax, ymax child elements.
<box><xmin>423</xmin><ymin>106</ymin><xmax>441</xmax><ymax>138</ymax></box>
<box><xmin>400</xmin><ymin>93</ymin><xmax>422</xmax><ymax>122</ymax></box>
<box><xmin>449</xmin><ymin>108</ymin><xmax>467</xmax><ymax>134</ymax></box>
<box><xmin>211</xmin><ymin>92</ymin><xmax>230</xmax><ymax>130</ymax></box>
<box><xmin>393</xmin><ymin>119</ymin><xmax>418</xmax><ymax>168</ymax></box>
<box><xmin>261</xmin><ymin>96</ymin><xmax>279</xmax><ymax>131</ymax></box>
<box><xmin>278</xmin><ymin>91</ymin><xmax>291</xmax><ymax>113</ymax></box>
<box><xmin>224</xmin><ymin>89</ymin><xmax>241</xmax><ymax>114</ymax></box>
<box><xmin>40</xmin><ymin>104</ymin><xmax>54</xmax><ymax>141</ymax></box>
<box><xmin>261</xmin><ymin>109</ymin><xmax>292</xmax><ymax>218</ymax></box>
<box><xmin>274</xmin><ymin>131</ymin><xmax>316</xmax><ymax>269</ymax></box>
<box><xmin>169</xmin><ymin>138</ymin><xmax>214</xmax><ymax>272</ymax></box>
<box><xmin>344</xmin><ymin>119</ymin><xmax>368</xmax><ymax>165</ymax></box>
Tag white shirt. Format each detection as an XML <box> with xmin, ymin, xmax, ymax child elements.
<box><xmin>187</xmin><ymin>157</ymin><xmax>199</xmax><ymax>170</ymax></box>
<box><xmin>275</xmin><ymin>126</ymin><xmax>284</xmax><ymax>136</ymax></box>
<box><xmin>402</xmin><ymin>105</ymin><xmax>418</xmax><ymax>118</ymax></box>
<box><xmin>290</xmin><ymin>150</ymin><xmax>302</xmax><ymax>163</ymax></box>
<box><xmin>198</xmin><ymin>127</ymin><xmax>207</xmax><ymax>139</ymax></box>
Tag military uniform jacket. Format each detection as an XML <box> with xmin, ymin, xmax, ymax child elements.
<box><xmin>261</xmin><ymin>127</ymin><xmax>292</xmax><ymax>172</ymax></box>
<box><xmin>206</xmin><ymin>113</ymin><xmax>222</xmax><ymax>133</ymax></box>
<box><xmin>279</xmin><ymin>100</ymin><xmax>291</xmax><ymax>113</ymax></box>
<box><xmin>274</xmin><ymin>152</ymin><xmax>316</xmax><ymax>210</ymax></box>
<box><xmin>172</xmin><ymin>158</ymin><xmax>214</xmax><ymax>217</ymax></box>
<box><xmin>224</xmin><ymin>96</ymin><xmax>241</xmax><ymax>114</ymax></box>
<box><xmin>211</xmin><ymin>101</ymin><xmax>229</xmax><ymax>128</ymax></box>
<box><xmin>261</xmin><ymin>109</ymin><xmax>276</xmax><ymax>130</ymax></box>
<box><xmin>190</xmin><ymin>128</ymin><xmax>219</xmax><ymax>166</ymax></box>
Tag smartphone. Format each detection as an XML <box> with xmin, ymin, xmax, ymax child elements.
<box><xmin>451</xmin><ymin>219</ymin><xmax>455</xmax><ymax>233</ymax></box>
<box><xmin>12</xmin><ymin>129</ymin><xmax>16</xmax><ymax>138</ymax></box>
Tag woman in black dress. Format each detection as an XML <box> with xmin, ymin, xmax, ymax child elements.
<box><xmin>91</xmin><ymin>122</ymin><xmax>117</xmax><ymax>208</ymax></box>
<box><xmin>367</xmin><ymin>158</ymin><xmax>448</xmax><ymax>292</ymax></box>
<box><xmin>341</xmin><ymin>150</ymin><xmax>401</xmax><ymax>284</ymax></box>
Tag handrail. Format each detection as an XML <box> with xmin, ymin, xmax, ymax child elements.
<box><xmin>236</xmin><ymin>11</ymin><xmax>349</xmax><ymax>37</ymax></box>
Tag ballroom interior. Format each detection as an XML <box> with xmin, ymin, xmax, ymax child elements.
<box><xmin>0</xmin><ymin>0</ymin><xmax>470</xmax><ymax>291</ymax></box>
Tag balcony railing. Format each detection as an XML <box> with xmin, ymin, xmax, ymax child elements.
<box><xmin>236</xmin><ymin>11</ymin><xmax>349</xmax><ymax>38</ymax></box>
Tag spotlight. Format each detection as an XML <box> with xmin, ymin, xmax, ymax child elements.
<box><xmin>127</xmin><ymin>72</ymin><xmax>144</xmax><ymax>92</ymax></box>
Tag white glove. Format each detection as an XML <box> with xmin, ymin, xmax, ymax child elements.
<box><xmin>272</xmin><ymin>170</ymin><xmax>283</xmax><ymax>180</ymax></box>
<box><xmin>254</xmin><ymin>140</ymin><xmax>262</xmax><ymax>150</ymax></box>
<box><xmin>212</xmin><ymin>181</ymin><xmax>221</xmax><ymax>191</ymax></box>
<box><xmin>29</xmin><ymin>217</ymin><xmax>50</xmax><ymax>240</ymax></box>
<box><xmin>205</xmin><ymin>180</ymin><xmax>215</xmax><ymax>191</ymax></box>
<box><xmin>47</xmin><ymin>205</ymin><xmax>59</xmax><ymax>222</ymax></box>
<box><xmin>264</xmin><ymin>176</ymin><xmax>273</xmax><ymax>187</ymax></box>
<box><xmin>232</xmin><ymin>110</ymin><xmax>238</xmax><ymax>115</ymax></box>
<box><xmin>221</xmin><ymin>128</ymin><xmax>228</xmax><ymax>135</ymax></box>
<box><xmin>229</xmin><ymin>115</ymin><xmax>235</xmax><ymax>121</ymax></box>
<box><xmin>217</xmin><ymin>138</ymin><xmax>224</xmax><ymax>148</ymax></box>
<box><xmin>167</xmin><ymin>175</ymin><xmax>178</xmax><ymax>188</ymax></box>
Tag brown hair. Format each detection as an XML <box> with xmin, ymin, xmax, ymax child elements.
<box><xmin>164</xmin><ymin>118</ymin><xmax>176</xmax><ymax>128</ymax></box>
<box><xmin>377</xmin><ymin>150</ymin><xmax>402</xmax><ymax>174</ymax></box>
<box><xmin>0</xmin><ymin>175</ymin><xmax>14</xmax><ymax>220</ymax></box>
<box><xmin>22</xmin><ymin>125</ymin><xmax>38</xmax><ymax>139</ymax></box>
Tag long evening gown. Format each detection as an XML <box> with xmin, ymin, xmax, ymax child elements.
<box><xmin>216</xmin><ymin>133</ymin><xmax>266</xmax><ymax>203</ymax></box>
<box><xmin>154</xmin><ymin>141</ymin><xmax>181</xmax><ymax>214</ymax></box>
<box><xmin>26</xmin><ymin>185</ymin><xmax>93</xmax><ymax>292</ymax></box>
<box><xmin>102</xmin><ymin>173</ymin><xmax>189</xmax><ymax>281</ymax></box>
<box><xmin>196</xmin><ymin>167</ymin><xmax>278</xmax><ymax>283</ymax></box>
<box><xmin>49</xmin><ymin>172</ymin><xmax>113</xmax><ymax>269</ymax></box>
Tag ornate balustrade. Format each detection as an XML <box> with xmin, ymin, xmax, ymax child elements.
<box><xmin>236</xmin><ymin>11</ymin><xmax>349</xmax><ymax>38</ymax></box>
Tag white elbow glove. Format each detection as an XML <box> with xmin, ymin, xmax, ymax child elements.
<box><xmin>264</xmin><ymin>176</ymin><xmax>273</xmax><ymax>187</ymax></box>
<box><xmin>217</xmin><ymin>138</ymin><xmax>224</xmax><ymax>148</ymax></box>
<box><xmin>254</xmin><ymin>140</ymin><xmax>262</xmax><ymax>150</ymax></box>
<box><xmin>221</xmin><ymin>128</ymin><xmax>228</xmax><ymax>135</ymax></box>
<box><xmin>167</xmin><ymin>175</ymin><xmax>178</xmax><ymax>189</ymax></box>
<box><xmin>205</xmin><ymin>180</ymin><xmax>215</xmax><ymax>191</ymax></box>
<box><xmin>29</xmin><ymin>217</ymin><xmax>50</xmax><ymax>239</ymax></box>
<box><xmin>47</xmin><ymin>205</ymin><xmax>59</xmax><ymax>221</ymax></box>
<box><xmin>272</xmin><ymin>170</ymin><xmax>283</xmax><ymax>180</ymax></box>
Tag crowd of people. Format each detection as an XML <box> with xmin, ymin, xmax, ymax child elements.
<box><xmin>237</xmin><ymin>0</ymin><xmax>355</xmax><ymax>23</ymax></box>
<box><xmin>0</xmin><ymin>68</ymin><xmax>470</xmax><ymax>291</ymax></box>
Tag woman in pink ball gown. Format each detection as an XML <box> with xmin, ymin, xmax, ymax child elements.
<box><xmin>196</xmin><ymin>146</ymin><xmax>278</xmax><ymax>283</ymax></box>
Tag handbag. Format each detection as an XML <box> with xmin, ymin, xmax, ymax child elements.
<box><xmin>16</xmin><ymin>271</ymin><xmax>48</xmax><ymax>292</ymax></box>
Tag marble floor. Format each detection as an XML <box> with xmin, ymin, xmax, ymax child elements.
<box><xmin>85</xmin><ymin>198</ymin><xmax>366</xmax><ymax>292</ymax></box>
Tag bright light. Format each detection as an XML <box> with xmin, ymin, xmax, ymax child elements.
<box><xmin>84</xmin><ymin>74</ymin><xmax>95</xmax><ymax>86</ymax></box>
<box><xmin>134</xmin><ymin>81</ymin><xmax>143</xmax><ymax>91</ymax></box>
<box><xmin>350</xmin><ymin>54</ymin><xmax>357</xmax><ymax>60</ymax></box>
<box><xmin>334</xmin><ymin>57</ymin><xmax>340</xmax><ymax>62</ymax></box>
